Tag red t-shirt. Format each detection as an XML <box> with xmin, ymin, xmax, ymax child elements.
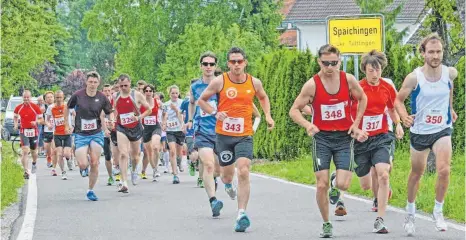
<box><xmin>14</xmin><ymin>102</ymin><xmax>42</xmax><ymax>132</ymax></box>
<box><xmin>351</xmin><ymin>78</ymin><xmax>397</xmax><ymax>136</ymax></box>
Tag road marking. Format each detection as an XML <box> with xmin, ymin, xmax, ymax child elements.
<box><xmin>16</xmin><ymin>173</ymin><xmax>37</xmax><ymax>240</ymax></box>
<box><xmin>251</xmin><ymin>172</ymin><xmax>465</xmax><ymax>232</ymax></box>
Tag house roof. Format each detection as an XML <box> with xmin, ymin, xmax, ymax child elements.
<box><xmin>285</xmin><ymin>0</ymin><xmax>426</xmax><ymax>23</ymax></box>
<box><xmin>280</xmin><ymin>0</ymin><xmax>297</xmax><ymax>16</ymax></box>
<box><xmin>279</xmin><ymin>30</ymin><xmax>297</xmax><ymax>47</ymax></box>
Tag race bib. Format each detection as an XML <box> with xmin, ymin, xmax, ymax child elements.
<box><xmin>222</xmin><ymin>117</ymin><xmax>244</xmax><ymax>133</ymax></box>
<box><xmin>167</xmin><ymin>119</ymin><xmax>180</xmax><ymax>129</ymax></box>
<box><xmin>54</xmin><ymin>117</ymin><xmax>65</xmax><ymax>126</ymax></box>
<box><xmin>44</xmin><ymin>119</ymin><xmax>54</xmax><ymax>132</ymax></box>
<box><xmin>120</xmin><ymin>113</ymin><xmax>135</xmax><ymax>125</ymax></box>
<box><xmin>143</xmin><ymin>116</ymin><xmax>157</xmax><ymax>125</ymax></box>
<box><xmin>424</xmin><ymin>109</ymin><xmax>444</xmax><ymax>125</ymax></box>
<box><xmin>362</xmin><ymin>114</ymin><xmax>383</xmax><ymax>132</ymax></box>
<box><xmin>200</xmin><ymin>101</ymin><xmax>217</xmax><ymax>118</ymax></box>
<box><xmin>24</xmin><ymin>129</ymin><xmax>35</xmax><ymax>137</ymax></box>
<box><xmin>81</xmin><ymin>119</ymin><xmax>97</xmax><ymax>131</ymax></box>
<box><xmin>321</xmin><ymin>103</ymin><xmax>345</xmax><ymax>121</ymax></box>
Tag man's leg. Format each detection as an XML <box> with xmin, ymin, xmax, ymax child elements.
<box><xmin>375</xmin><ymin>163</ymin><xmax>391</xmax><ymax>217</ymax></box>
<box><xmin>315</xmin><ymin>170</ymin><xmax>330</xmax><ymax>221</ymax></box>
<box><xmin>431</xmin><ymin>136</ymin><xmax>452</xmax><ymax>231</ymax></box>
<box><xmin>151</xmin><ymin>135</ymin><xmax>161</xmax><ymax>170</ymax></box>
<box><xmin>129</xmin><ymin>139</ymin><xmax>142</xmax><ymax>185</ymax></box>
<box><xmin>143</xmin><ymin>142</ymin><xmax>152</xmax><ymax>176</ymax></box>
<box><xmin>236</xmin><ymin>157</ymin><xmax>251</xmax><ymax>211</ymax></box>
<box><xmin>199</xmin><ymin>148</ymin><xmax>216</xmax><ymax>198</ymax></box>
<box><xmin>88</xmin><ymin>141</ymin><xmax>102</xmax><ymax>190</ymax></box>
<box><xmin>55</xmin><ymin>146</ymin><xmax>65</xmax><ymax>172</ymax></box>
<box><xmin>21</xmin><ymin>147</ymin><xmax>30</xmax><ymax>172</ymax></box>
<box><xmin>117</xmin><ymin>131</ymin><xmax>131</xmax><ymax>189</ymax></box>
<box><xmin>407</xmin><ymin>148</ymin><xmax>429</xmax><ymax>208</ymax></box>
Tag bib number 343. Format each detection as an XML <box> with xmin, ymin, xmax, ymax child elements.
<box><xmin>222</xmin><ymin>118</ymin><xmax>244</xmax><ymax>133</ymax></box>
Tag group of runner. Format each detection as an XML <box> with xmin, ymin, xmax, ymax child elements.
<box><xmin>14</xmin><ymin>34</ymin><xmax>456</xmax><ymax>237</ymax></box>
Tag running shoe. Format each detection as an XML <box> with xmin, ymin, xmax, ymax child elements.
<box><xmin>211</xmin><ymin>199</ymin><xmax>224</xmax><ymax>218</ymax></box>
<box><xmin>67</xmin><ymin>159</ymin><xmax>73</xmax><ymax>171</ymax></box>
<box><xmin>433</xmin><ymin>210</ymin><xmax>448</xmax><ymax>231</ymax></box>
<box><xmin>131</xmin><ymin>172</ymin><xmax>138</xmax><ymax>186</ymax></box>
<box><xmin>197</xmin><ymin>177</ymin><xmax>202</xmax><ymax>187</ymax></box>
<box><xmin>173</xmin><ymin>175</ymin><xmax>180</xmax><ymax>184</ymax></box>
<box><xmin>335</xmin><ymin>200</ymin><xmax>347</xmax><ymax>216</ymax></box>
<box><xmin>372</xmin><ymin>198</ymin><xmax>378</xmax><ymax>212</ymax></box>
<box><xmin>164</xmin><ymin>167</ymin><xmax>168</xmax><ymax>174</ymax></box>
<box><xmin>23</xmin><ymin>171</ymin><xmax>29</xmax><ymax>179</ymax></box>
<box><xmin>46</xmin><ymin>157</ymin><xmax>52</xmax><ymax>168</ymax></box>
<box><xmin>329</xmin><ymin>171</ymin><xmax>340</xmax><ymax>205</ymax></box>
<box><xmin>373</xmin><ymin>217</ymin><xmax>388</xmax><ymax>233</ymax></box>
<box><xmin>178</xmin><ymin>164</ymin><xmax>184</xmax><ymax>172</ymax></box>
<box><xmin>115</xmin><ymin>174</ymin><xmax>121</xmax><ymax>182</ymax></box>
<box><xmin>152</xmin><ymin>170</ymin><xmax>160</xmax><ymax>182</ymax></box>
<box><xmin>107</xmin><ymin>176</ymin><xmax>114</xmax><ymax>186</ymax></box>
<box><xmin>225</xmin><ymin>183</ymin><xmax>237</xmax><ymax>200</ymax></box>
<box><xmin>403</xmin><ymin>214</ymin><xmax>416</xmax><ymax>236</ymax></box>
<box><xmin>189</xmin><ymin>163</ymin><xmax>195</xmax><ymax>176</ymax></box>
<box><xmin>141</xmin><ymin>171</ymin><xmax>147</xmax><ymax>179</ymax></box>
<box><xmin>86</xmin><ymin>190</ymin><xmax>98</xmax><ymax>201</ymax></box>
<box><xmin>51</xmin><ymin>169</ymin><xmax>57</xmax><ymax>176</ymax></box>
<box><xmin>61</xmin><ymin>171</ymin><xmax>68</xmax><ymax>180</ymax></box>
<box><xmin>31</xmin><ymin>164</ymin><xmax>37</xmax><ymax>173</ymax></box>
<box><xmin>199</xmin><ymin>179</ymin><xmax>204</xmax><ymax>188</ymax></box>
<box><xmin>320</xmin><ymin>222</ymin><xmax>333</xmax><ymax>238</ymax></box>
<box><xmin>80</xmin><ymin>168</ymin><xmax>89</xmax><ymax>177</ymax></box>
<box><xmin>234</xmin><ymin>212</ymin><xmax>251</xmax><ymax>232</ymax></box>
<box><xmin>117</xmin><ymin>183</ymin><xmax>129</xmax><ymax>193</ymax></box>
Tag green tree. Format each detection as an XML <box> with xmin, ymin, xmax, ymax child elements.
<box><xmin>1</xmin><ymin>0</ymin><xmax>68</xmax><ymax>96</ymax></box>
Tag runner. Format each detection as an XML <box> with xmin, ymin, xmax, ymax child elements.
<box><xmin>102</xmin><ymin>84</ymin><xmax>115</xmax><ymax>185</ymax></box>
<box><xmin>162</xmin><ymin>85</ymin><xmax>185</xmax><ymax>184</ymax></box>
<box><xmin>13</xmin><ymin>90</ymin><xmax>43</xmax><ymax>179</ymax></box>
<box><xmin>65</xmin><ymin>71</ymin><xmax>113</xmax><ymax>201</ymax></box>
<box><xmin>114</xmin><ymin>74</ymin><xmax>151</xmax><ymax>193</ymax></box>
<box><xmin>140</xmin><ymin>84</ymin><xmax>162</xmax><ymax>181</ymax></box>
<box><xmin>111</xmin><ymin>81</ymin><xmax>121</xmax><ymax>181</ymax></box>
<box><xmin>37</xmin><ymin>95</ymin><xmax>46</xmax><ymax>158</ymax></box>
<box><xmin>157</xmin><ymin>92</ymin><xmax>170</xmax><ymax>173</ymax></box>
<box><xmin>198</xmin><ymin>47</ymin><xmax>275</xmax><ymax>232</ymax></box>
<box><xmin>395</xmin><ymin>33</ymin><xmax>457</xmax><ymax>235</ymax></box>
<box><xmin>137</xmin><ymin>79</ymin><xmax>148</xmax><ymax>179</ymax></box>
<box><xmin>180</xmin><ymin>90</ymin><xmax>195</xmax><ymax>175</ymax></box>
<box><xmin>351</xmin><ymin>50</ymin><xmax>404</xmax><ymax>233</ymax></box>
<box><xmin>188</xmin><ymin>52</ymin><xmax>224</xmax><ymax>216</ymax></box>
<box><xmin>42</xmin><ymin>91</ymin><xmax>56</xmax><ymax>171</ymax></box>
<box><xmin>47</xmin><ymin>90</ymin><xmax>73</xmax><ymax>180</ymax></box>
<box><xmin>288</xmin><ymin>44</ymin><xmax>368</xmax><ymax>238</ymax></box>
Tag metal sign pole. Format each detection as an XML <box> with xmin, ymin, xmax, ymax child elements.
<box><xmin>354</xmin><ymin>55</ymin><xmax>359</xmax><ymax>80</ymax></box>
<box><xmin>343</xmin><ymin>55</ymin><xmax>348</xmax><ymax>72</ymax></box>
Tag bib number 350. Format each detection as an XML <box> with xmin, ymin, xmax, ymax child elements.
<box><xmin>222</xmin><ymin>118</ymin><xmax>244</xmax><ymax>133</ymax></box>
<box><xmin>425</xmin><ymin>109</ymin><xmax>444</xmax><ymax>125</ymax></box>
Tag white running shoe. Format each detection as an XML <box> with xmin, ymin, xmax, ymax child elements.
<box><xmin>403</xmin><ymin>214</ymin><xmax>416</xmax><ymax>236</ymax></box>
<box><xmin>433</xmin><ymin>211</ymin><xmax>448</xmax><ymax>231</ymax></box>
<box><xmin>131</xmin><ymin>172</ymin><xmax>138</xmax><ymax>186</ymax></box>
<box><xmin>61</xmin><ymin>172</ymin><xmax>68</xmax><ymax>180</ymax></box>
<box><xmin>225</xmin><ymin>183</ymin><xmax>237</xmax><ymax>200</ymax></box>
<box><xmin>67</xmin><ymin>159</ymin><xmax>73</xmax><ymax>171</ymax></box>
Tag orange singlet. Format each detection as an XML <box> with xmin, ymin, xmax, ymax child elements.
<box><xmin>51</xmin><ymin>104</ymin><xmax>67</xmax><ymax>135</ymax></box>
<box><xmin>215</xmin><ymin>72</ymin><xmax>255</xmax><ymax>137</ymax></box>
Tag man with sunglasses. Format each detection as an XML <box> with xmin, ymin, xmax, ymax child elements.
<box><xmin>65</xmin><ymin>71</ymin><xmax>113</xmax><ymax>201</ymax></box>
<box><xmin>188</xmin><ymin>51</ymin><xmax>224</xmax><ymax>217</ymax></box>
<box><xmin>198</xmin><ymin>47</ymin><xmax>275</xmax><ymax>232</ymax></box>
<box><xmin>289</xmin><ymin>44</ymin><xmax>368</xmax><ymax>238</ymax></box>
<box><xmin>114</xmin><ymin>74</ymin><xmax>151</xmax><ymax>193</ymax></box>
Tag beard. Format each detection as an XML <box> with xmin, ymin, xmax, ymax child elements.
<box><xmin>427</xmin><ymin>59</ymin><xmax>441</xmax><ymax>68</ymax></box>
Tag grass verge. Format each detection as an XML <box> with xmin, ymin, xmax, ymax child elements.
<box><xmin>1</xmin><ymin>140</ymin><xmax>25</xmax><ymax>212</ymax></box>
<box><xmin>252</xmin><ymin>150</ymin><xmax>465</xmax><ymax>222</ymax></box>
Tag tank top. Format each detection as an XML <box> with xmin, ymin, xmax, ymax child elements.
<box><xmin>191</xmin><ymin>78</ymin><xmax>218</xmax><ymax>136</ymax></box>
<box><xmin>216</xmin><ymin>73</ymin><xmax>255</xmax><ymax>136</ymax></box>
<box><xmin>311</xmin><ymin>71</ymin><xmax>353</xmax><ymax>131</ymax></box>
<box><xmin>115</xmin><ymin>90</ymin><xmax>139</xmax><ymax>128</ymax></box>
<box><xmin>50</xmin><ymin>104</ymin><xmax>67</xmax><ymax>135</ymax></box>
<box><xmin>351</xmin><ymin>78</ymin><xmax>396</xmax><ymax>136</ymax></box>
<box><xmin>410</xmin><ymin>65</ymin><xmax>452</xmax><ymax>134</ymax></box>
<box><xmin>140</xmin><ymin>98</ymin><xmax>159</xmax><ymax>126</ymax></box>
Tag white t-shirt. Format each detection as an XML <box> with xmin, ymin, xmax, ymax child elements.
<box><xmin>163</xmin><ymin>99</ymin><xmax>184</xmax><ymax>132</ymax></box>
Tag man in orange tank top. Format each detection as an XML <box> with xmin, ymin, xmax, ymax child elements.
<box><xmin>289</xmin><ymin>44</ymin><xmax>368</xmax><ymax>238</ymax></box>
<box><xmin>198</xmin><ymin>47</ymin><xmax>275</xmax><ymax>232</ymax></box>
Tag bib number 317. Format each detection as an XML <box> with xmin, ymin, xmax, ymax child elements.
<box><xmin>222</xmin><ymin>118</ymin><xmax>244</xmax><ymax>133</ymax></box>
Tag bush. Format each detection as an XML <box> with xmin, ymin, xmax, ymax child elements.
<box><xmin>1</xmin><ymin>141</ymin><xmax>25</xmax><ymax>211</ymax></box>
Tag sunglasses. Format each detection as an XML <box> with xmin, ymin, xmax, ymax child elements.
<box><xmin>120</xmin><ymin>84</ymin><xmax>129</xmax><ymax>88</ymax></box>
<box><xmin>321</xmin><ymin>60</ymin><xmax>339</xmax><ymax>67</ymax></box>
<box><xmin>228</xmin><ymin>59</ymin><xmax>245</xmax><ymax>65</ymax></box>
<box><xmin>202</xmin><ymin>62</ymin><xmax>216</xmax><ymax>67</ymax></box>
<box><xmin>145</xmin><ymin>90</ymin><xmax>153</xmax><ymax>92</ymax></box>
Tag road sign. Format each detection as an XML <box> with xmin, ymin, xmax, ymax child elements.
<box><xmin>326</xmin><ymin>15</ymin><xmax>384</xmax><ymax>54</ymax></box>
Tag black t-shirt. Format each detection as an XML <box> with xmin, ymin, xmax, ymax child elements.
<box><xmin>67</xmin><ymin>89</ymin><xmax>112</xmax><ymax>136</ymax></box>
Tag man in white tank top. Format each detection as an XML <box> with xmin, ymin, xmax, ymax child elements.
<box><xmin>395</xmin><ymin>33</ymin><xmax>458</xmax><ymax>235</ymax></box>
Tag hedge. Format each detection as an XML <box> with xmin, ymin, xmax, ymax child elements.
<box><xmin>253</xmin><ymin>49</ymin><xmax>464</xmax><ymax>160</ymax></box>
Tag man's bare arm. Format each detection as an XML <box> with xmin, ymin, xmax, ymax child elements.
<box><xmin>289</xmin><ymin>79</ymin><xmax>315</xmax><ymax>128</ymax></box>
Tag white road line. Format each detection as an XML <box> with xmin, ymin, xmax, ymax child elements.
<box><xmin>251</xmin><ymin>172</ymin><xmax>466</xmax><ymax>232</ymax></box>
<box><xmin>16</xmin><ymin>173</ymin><xmax>37</xmax><ymax>240</ymax></box>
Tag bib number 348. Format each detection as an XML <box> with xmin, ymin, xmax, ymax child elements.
<box><xmin>222</xmin><ymin>118</ymin><xmax>244</xmax><ymax>133</ymax></box>
<box><xmin>321</xmin><ymin>103</ymin><xmax>345</xmax><ymax>121</ymax></box>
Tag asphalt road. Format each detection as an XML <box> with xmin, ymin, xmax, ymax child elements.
<box><xmin>9</xmin><ymin>156</ymin><xmax>465</xmax><ymax>240</ymax></box>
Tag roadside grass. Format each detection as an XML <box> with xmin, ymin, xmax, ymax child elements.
<box><xmin>1</xmin><ymin>140</ymin><xmax>25</xmax><ymax>212</ymax></box>
<box><xmin>252</xmin><ymin>151</ymin><xmax>465</xmax><ymax>222</ymax></box>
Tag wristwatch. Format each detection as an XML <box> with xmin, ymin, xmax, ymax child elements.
<box><xmin>211</xmin><ymin>110</ymin><xmax>217</xmax><ymax>116</ymax></box>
